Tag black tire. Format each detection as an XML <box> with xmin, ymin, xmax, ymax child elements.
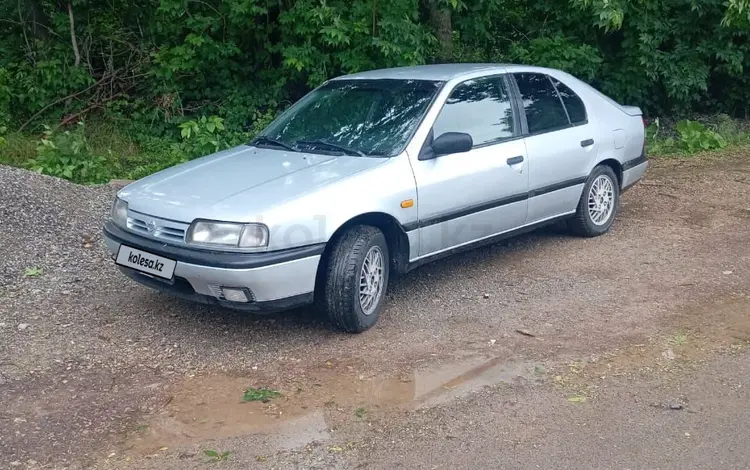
<box><xmin>321</xmin><ymin>225</ymin><xmax>390</xmax><ymax>333</ymax></box>
<box><xmin>568</xmin><ymin>164</ymin><xmax>620</xmax><ymax>237</ymax></box>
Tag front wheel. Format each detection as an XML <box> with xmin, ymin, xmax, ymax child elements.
<box><xmin>321</xmin><ymin>225</ymin><xmax>390</xmax><ymax>333</ymax></box>
<box><xmin>568</xmin><ymin>165</ymin><xmax>620</xmax><ymax>237</ymax></box>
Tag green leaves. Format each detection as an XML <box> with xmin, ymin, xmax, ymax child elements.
<box><xmin>203</xmin><ymin>449</ymin><xmax>232</xmax><ymax>462</ymax></box>
<box><xmin>722</xmin><ymin>0</ymin><xmax>750</xmax><ymax>27</ymax></box>
<box><xmin>28</xmin><ymin>121</ymin><xmax>111</xmax><ymax>184</ymax></box>
<box><xmin>0</xmin><ymin>0</ymin><xmax>749</xmax><ymax>164</ymax></box>
<box><xmin>24</xmin><ymin>267</ymin><xmax>43</xmax><ymax>278</ymax></box>
<box><xmin>675</xmin><ymin>120</ymin><xmax>728</xmax><ymax>153</ymax></box>
<box><xmin>508</xmin><ymin>35</ymin><xmax>603</xmax><ymax>82</ymax></box>
<box><xmin>243</xmin><ymin>387</ymin><xmax>281</xmax><ymax>403</ymax></box>
<box><xmin>178</xmin><ymin>116</ymin><xmax>232</xmax><ymax>157</ymax></box>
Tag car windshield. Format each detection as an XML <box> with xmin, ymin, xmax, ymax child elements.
<box><xmin>256</xmin><ymin>79</ymin><xmax>443</xmax><ymax>157</ymax></box>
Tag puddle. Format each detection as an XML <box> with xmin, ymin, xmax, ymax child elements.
<box><xmin>119</xmin><ymin>355</ymin><xmax>537</xmax><ymax>455</ymax></box>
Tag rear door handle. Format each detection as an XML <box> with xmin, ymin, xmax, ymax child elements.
<box><xmin>507</xmin><ymin>155</ymin><xmax>524</xmax><ymax>165</ymax></box>
<box><xmin>581</xmin><ymin>138</ymin><xmax>595</xmax><ymax>147</ymax></box>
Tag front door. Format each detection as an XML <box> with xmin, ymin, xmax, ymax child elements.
<box><xmin>410</xmin><ymin>75</ymin><xmax>529</xmax><ymax>257</ymax></box>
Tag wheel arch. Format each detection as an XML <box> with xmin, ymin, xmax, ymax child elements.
<box><xmin>596</xmin><ymin>158</ymin><xmax>623</xmax><ymax>188</ymax></box>
<box><xmin>313</xmin><ymin>212</ymin><xmax>412</xmax><ymax>299</ymax></box>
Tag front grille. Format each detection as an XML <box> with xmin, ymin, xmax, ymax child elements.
<box><xmin>126</xmin><ymin>210</ymin><xmax>189</xmax><ymax>244</ymax></box>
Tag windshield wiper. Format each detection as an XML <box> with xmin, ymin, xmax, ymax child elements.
<box><xmin>295</xmin><ymin>139</ymin><xmax>367</xmax><ymax>157</ymax></box>
<box><xmin>249</xmin><ymin>136</ymin><xmax>297</xmax><ymax>152</ymax></box>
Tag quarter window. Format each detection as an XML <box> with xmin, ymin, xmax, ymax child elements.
<box><xmin>513</xmin><ymin>73</ymin><xmax>569</xmax><ymax>134</ymax></box>
<box><xmin>432</xmin><ymin>76</ymin><xmax>515</xmax><ymax>147</ymax></box>
<box><xmin>551</xmin><ymin>78</ymin><xmax>587</xmax><ymax>124</ymax></box>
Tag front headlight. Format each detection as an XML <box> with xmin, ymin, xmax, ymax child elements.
<box><xmin>111</xmin><ymin>197</ymin><xmax>128</xmax><ymax>227</ymax></box>
<box><xmin>187</xmin><ymin>220</ymin><xmax>269</xmax><ymax>248</ymax></box>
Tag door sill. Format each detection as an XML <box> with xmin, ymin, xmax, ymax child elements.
<box><xmin>406</xmin><ymin>212</ymin><xmax>575</xmax><ymax>272</ymax></box>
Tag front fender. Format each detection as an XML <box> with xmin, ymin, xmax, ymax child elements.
<box><xmin>262</xmin><ymin>155</ymin><xmax>418</xmax><ymax>251</ymax></box>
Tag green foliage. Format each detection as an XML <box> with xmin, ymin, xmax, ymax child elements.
<box><xmin>203</xmin><ymin>449</ymin><xmax>232</xmax><ymax>462</ymax></box>
<box><xmin>645</xmin><ymin>116</ymin><xmax>744</xmax><ymax>156</ymax></box>
<box><xmin>178</xmin><ymin>115</ymin><xmax>232</xmax><ymax>157</ymax></box>
<box><xmin>28</xmin><ymin>122</ymin><xmax>110</xmax><ymax>184</ymax></box>
<box><xmin>0</xmin><ymin>68</ymin><xmax>11</xmax><ymax>127</ymax></box>
<box><xmin>508</xmin><ymin>35</ymin><xmax>603</xmax><ymax>82</ymax></box>
<box><xmin>0</xmin><ymin>0</ymin><xmax>749</xmax><ymax>183</ymax></box>
<box><xmin>676</xmin><ymin>120</ymin><xmax>728</xmax><ymax>153</ymax></box>
<box><xmin>24</xmin><ymin>267</ymin><xmax>43</xmax><ymax>278</ymax></box>
<box><xmin>243</xmin><ymin>387</ymin><xmax>281</xmax><ymax>403</ymax></box>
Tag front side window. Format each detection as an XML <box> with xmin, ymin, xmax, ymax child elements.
<box><xmin>432</xmin><ymin>76</ymin><xmax>515</xmax><ymax>147</ymax></box>
<box><xmin>551</xmin><ymin>78</ymin><xmax>587</xmax><ymax>124</ymax></box>
<box><xmin>259</xmin><ymin>79</ymin><xmax>443</xmax><ymax>157</ymax></box>
<box><xmin>513</xmin><ymin>73</ymin><xmax>569</xmax><ymax>134</ymax></box>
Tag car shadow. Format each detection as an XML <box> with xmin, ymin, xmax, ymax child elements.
<box><xmin>137</xmin><ymin>223</ymin><xmax>571</xmax><ymax>331</ymax></box>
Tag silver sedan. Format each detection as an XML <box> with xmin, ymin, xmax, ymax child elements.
<box><xmin>104</xmin><ymin>63</ymin><xmax>648</xmax><ymax>332</ymax></box>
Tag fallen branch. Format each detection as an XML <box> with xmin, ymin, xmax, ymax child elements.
<box><xmin>515</xmin><ymin>329</ymin><xmax>536</xmax><ymax>338</ymax></box>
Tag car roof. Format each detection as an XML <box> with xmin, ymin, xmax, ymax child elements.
<box><xmin>331</xmin><ymin>63</ymin><xmax>548</xmax><ymax>82</ymax></box>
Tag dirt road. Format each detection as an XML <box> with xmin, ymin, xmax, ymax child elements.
<box><xmin>1</xmin><ymin>152</ymin><xmax>749</xmax><ymax>469</ymax></box>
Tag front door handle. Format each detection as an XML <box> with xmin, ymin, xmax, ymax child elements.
<box><xmin>507</xmin><ymin>155</ymin><xmax>524</xmax><ymax>165</ymax></box>
<box><xmin>581</xmin><ymin>138</ymin><xmax>595</xmax><ymax>147</ymax></box>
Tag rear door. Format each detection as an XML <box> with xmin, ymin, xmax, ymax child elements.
<box><xmin>511</xmin><ymin>73</ymin><xmax>598</xmax><ymax>224</ymax></box>
<box><xmin>410</xmin><ymin>74</ymin><xmax>529</xmax><ymax>257</ymax></box>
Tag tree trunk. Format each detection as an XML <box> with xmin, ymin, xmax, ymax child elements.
<box><xmin>67</xmin><ymin>2</ymin><xmax>81</xmax><ymax>67</ymax></box>
<box><xmin>425</xmin><ymin>0</ymin><xmax>452</xmax><ymax>62</ymax></box>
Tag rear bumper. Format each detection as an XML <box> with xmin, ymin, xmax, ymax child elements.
<box><xmin>103</xmin><ymin>221</ymin><xmax>322</xmax><ymax>312</ymax></box>
<box><xmin>621</xmin><ymin>153</ymin><xmax>649</xmax><ymax>192</ymax></box>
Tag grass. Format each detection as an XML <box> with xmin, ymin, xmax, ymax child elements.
<box><xmin>669</xmin><ymin>333</ymin><xmax>688</xmax><ymax>347</ymax></box>
<box><xmin>354</xmin><ymin>407</ymin><xmax>367</xmax><ymax>418</ymax></box>
<box><xmin>243</xmin><ymin>387</ymin><xmax>281</xmax><ymax>402</ymax></box>
<box><xmin>203</xmin><ymin>449</ymin><xmax>232</xmax><ymax>462</ymax></box>
<box><xmin>24</xmin><ymin>267</ymin><xmax>42</xmax><ymax>277</ymax></box>
<box><xmin>0</xmin><ymin>119</ymin><xmax>185</xmax><ymax>182</ymax></box>
<box><xmin>0</xmin><ymin>131</ymin><xmax>37</xmax><ymax>167</ymax></box>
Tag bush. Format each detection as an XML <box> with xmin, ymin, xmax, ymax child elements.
<box><xmin>675</xmin><ymin>120</ymin><xmax>728</xmax><ymax>153</ymax></box>
<box><xmin>28</xmin><ymin>122</ymin><xmax>111</xmax><ymax>184</ymax></box>
<box><xmin>178</xmin><ymin>115</ymin><xmax>232</xmax><ymax>158</ymax></box>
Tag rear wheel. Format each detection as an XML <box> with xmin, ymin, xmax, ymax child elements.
<box><xmin>321</xmin><ymin>225</ymin><xmax>390</xmax><ymax>333</ymax></box>
<box><xmin>568</xmin><ymin>165</ymin><xmax>620</xmax><ymax>237</ymax></box>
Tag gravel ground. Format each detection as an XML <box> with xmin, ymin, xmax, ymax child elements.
<box><xmin>1</xmin><ymin>152</ymin><xmax>749</xmax><ymax>469</ymax></box>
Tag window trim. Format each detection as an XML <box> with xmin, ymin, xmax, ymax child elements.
<box><xmin>420</xmin><ymin>73</ymin><xmax>523</xmax><ymax>157</ymax></box>
<box><xmin>548</xmin><ymin>76</ymin><xmax>572</xmax><ymax>124</ymax></box>
<box><xmin>549</xmin><ymin>76</ymin><xmax>589</xmax><ymax>126</ymax></box>
<box><xmin>509</xmin><ymin>72</ymin><xmax>590</xmax><ymax>138</ymax></box>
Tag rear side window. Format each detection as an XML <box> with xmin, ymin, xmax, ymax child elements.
<box><xmin>513</xmin><ymin>73</ymin><xmax>569</xmax><ymax>134</ymax></box>
<box><xmin>551</xmin><ymin>78</ymin><xmax>587</xmax><ymax>124</ymax></box>
<box><xmin>432</xmin><ymin>76</ymin><xmax>515</xmax><ymax>146</ymax></box>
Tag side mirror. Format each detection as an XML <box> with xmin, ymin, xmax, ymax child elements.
<box><xmin>419</xmin><ymin>132</ymin><xmax>473</xmax><ymax>160</ymax></box>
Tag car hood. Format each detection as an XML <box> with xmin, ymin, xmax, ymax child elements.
<box><xmin>119</xmin><ymin>145</ymin><xmax>385</xmax><ymax>223</ymax></box>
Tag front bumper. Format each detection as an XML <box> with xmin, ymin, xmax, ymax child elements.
<box><xmin>103</xmin><ymin>221</ymin><xmax>323</xmax><ymax>312</ymax></box>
